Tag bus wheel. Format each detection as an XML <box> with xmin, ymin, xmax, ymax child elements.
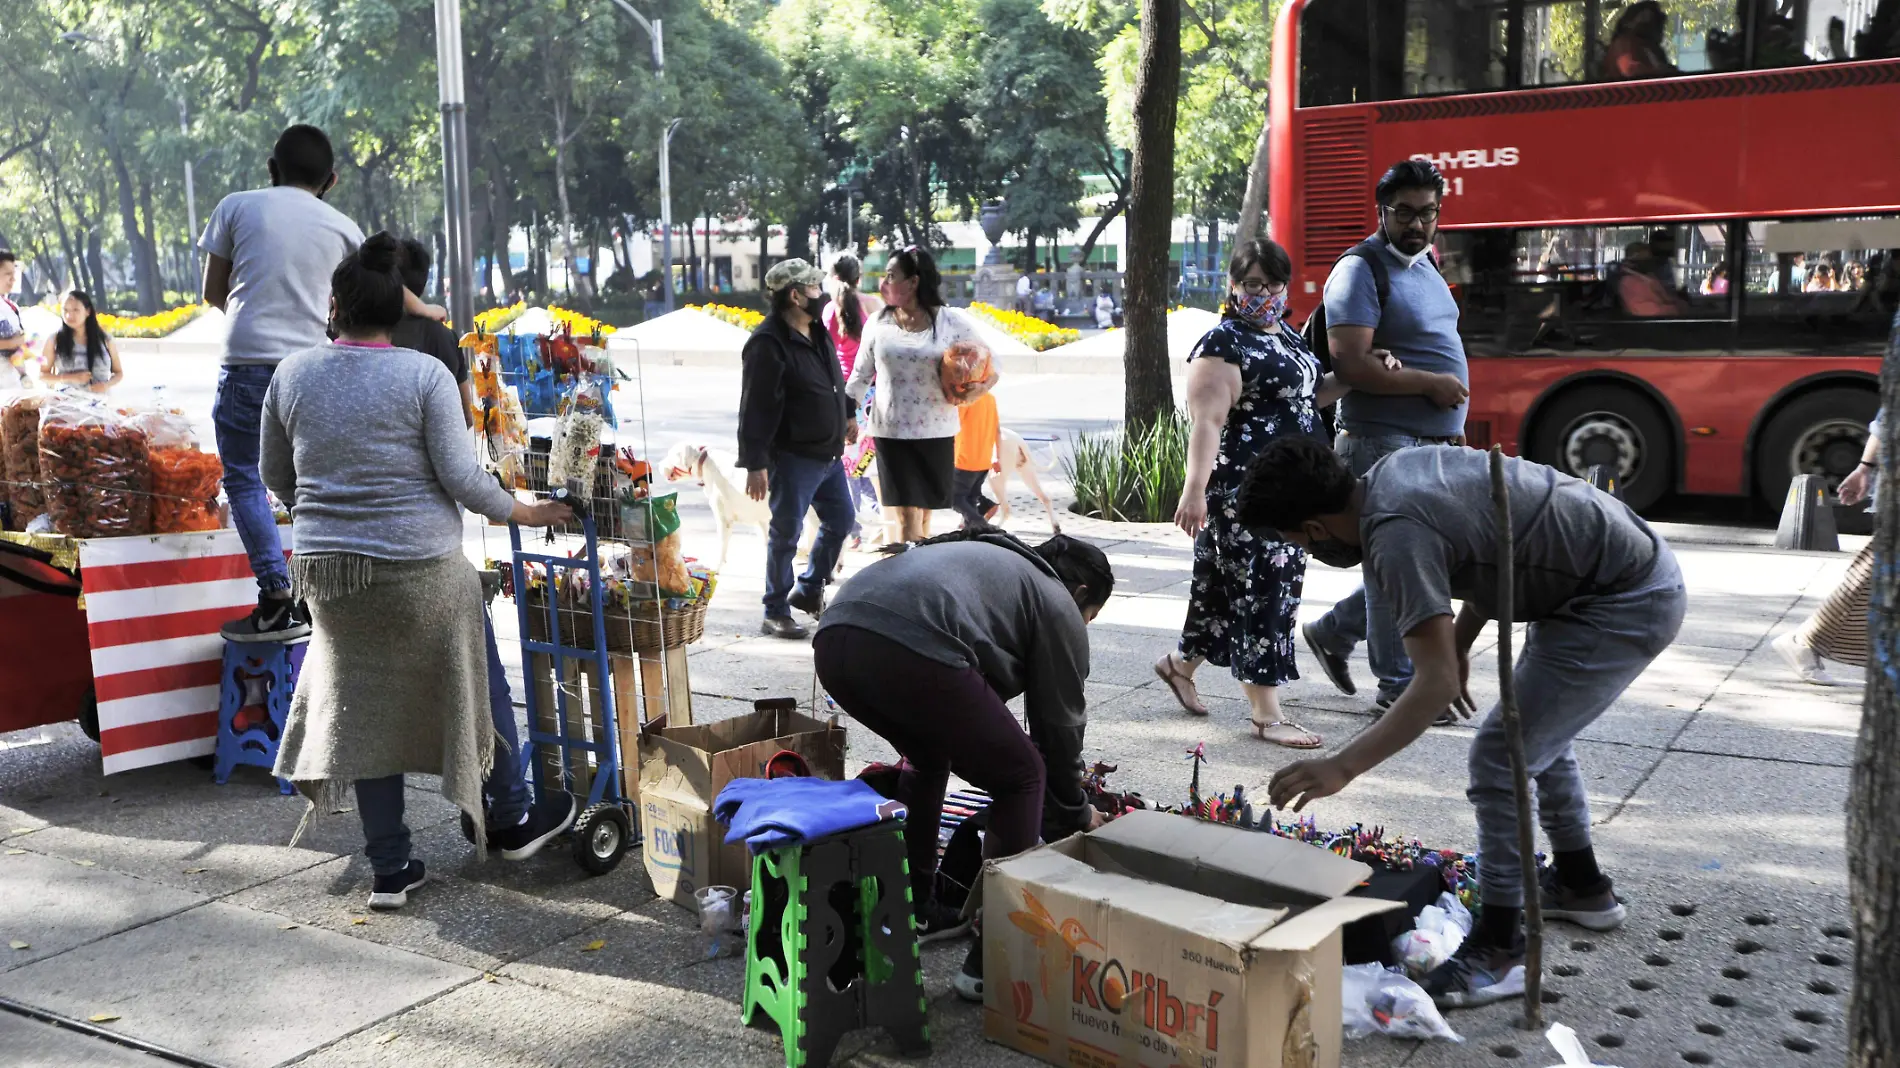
<box><xmin>1754</xmin><ymin>387</ymin><xmax>1878</xmax><ymax>508</ymax></box>
<box><xmin>1529</xmin><ymin>385</ymin><xmax>1673</xmax><ymax>512</ymax></box>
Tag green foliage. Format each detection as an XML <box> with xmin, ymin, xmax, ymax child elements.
<box><xmin>1064</xmin><ymin>409</ymin><xmax>1189</xmax><ymax>522</ymax></box>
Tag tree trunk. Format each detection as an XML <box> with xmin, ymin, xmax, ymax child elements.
<box><xmin>137</xmin><ymin>173</ymin><xmax>161</xmax><ymax>301</ymax></box>
<box><xmin>86</xmin><ymin>229</ymin><xmax>107</xmax><ymax>307</ymax></box>
<box><xmin>104</xmin><ymin>136</ymin><xmax>160</xmax><ymax>314</ymax></box>
<box><xmin>1073</xmin><ymin>194</ymin><xmax>1128</xmax><ymax>268</ymax></box>
<box><xmin>1853</xmin><ymin>304</ymin><xmax>1900</xmax><ymax>1068</ymax></box>
<box><xmin>1122</xmin><ymin>0</ymin><xmax>1182</xmax><ymax>431</ymax></box>
<box><xmin>550</xmin><ymin>95</ymin><xmax>590</xmax><ymax>307</ymax></box>
<box><xmin>483</xmin><ymin>142</ymin><xmax>517</xmax><ymax>296</ymax></box>
<box><xmin>1236</xmin><ymin>114</ymin><xmax>1273</xmax><ymax>243</ymax></box>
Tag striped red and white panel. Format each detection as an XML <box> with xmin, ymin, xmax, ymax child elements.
<box><xmin>78</xmin><ymin>529</ymin><xmax>294</xmax><ymax>775</ymax></box>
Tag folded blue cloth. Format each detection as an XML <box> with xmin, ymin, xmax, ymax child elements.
<box><xmin>713</xmin><ymin>777</ymin><xmax>907</xmax><ymax>854</ymax></box>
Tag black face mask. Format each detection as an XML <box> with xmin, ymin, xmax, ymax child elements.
<box><xmin>1306</xmin><ymin>536</ymin><xmax>1363</xmax><ymax>569</ymax></box>
<box><xmin>803</xmin><ymin>290</ymin><xmax>830</xmax><ymax>319</ymax></box>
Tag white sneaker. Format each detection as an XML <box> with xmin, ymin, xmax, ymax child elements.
<box><xmin>1773</xmin><ymin>632</ymin><xmax>1837</xmax><ymax>686</ymax></box>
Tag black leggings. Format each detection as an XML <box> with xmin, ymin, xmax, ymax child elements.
<box><xmin>951</xmin><ymin>468</ymin><xmax>994</xmax><ymax>527</ymax></box>
<box><xmin>813</xmin><ymin>625</ymin><xmax>1044</xmax><ymax>906</ymax></box>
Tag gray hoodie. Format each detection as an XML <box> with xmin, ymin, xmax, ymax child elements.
<box><xmin>816</xmin><ymin>533</ymin><xmax>1092</xmax><ymax>835</ymax></box>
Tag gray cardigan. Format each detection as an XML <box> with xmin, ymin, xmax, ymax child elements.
<box><xmin>260</xmin><ymin>342</ymin><xmax>516</xmax><ymax>560</ymax></box>
<box><xmin>817</xmin><ymin>534</ymin><xmax>1094</xmax><ymax>835</ymax></box>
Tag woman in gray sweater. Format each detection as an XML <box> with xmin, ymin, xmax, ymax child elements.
<box><xmin>262</xmin><ymin>233</ymin><xmax>571</xmax><ymax>909</ymax></box>
<box><xmin>813</xmin><ymin>527</ymin><xmax>1113</xmax><ymax>1003</ymax></box>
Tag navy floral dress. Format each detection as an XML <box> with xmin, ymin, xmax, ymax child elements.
<box><xmin>1178</xmin><ymin>319</ymin><xmax>1323</xmax><ymax>686</ymax></box>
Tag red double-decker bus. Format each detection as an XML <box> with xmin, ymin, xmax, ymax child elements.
<box><xmin>1270</xmin><ymin>0</ymin><xmax>1900</xmax><ymax>512</ymax></box>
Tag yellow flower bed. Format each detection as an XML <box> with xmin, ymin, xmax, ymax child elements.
<box><xmin>549</xmin><ymin>305</ymin><xmax>617</xmax><ymax>338</ymax></box>
<box><xmin>472</xmin><ymin>302</ymin><xmax>526</xmax><ymax>334</ymax></box>
<box><xmin>968</xmin><ymin>302</ymin><xmax>1081</xmax><ymax>352</ymax></box>
<box><xmin>97</xmin><ymin>304</ymin><xmax>205</xmax><ymax>339</ymax></box>
<box><xmin>689</xmin><ymin>303</ymin><xmax>765</xmax><ymax>331</ymax></box>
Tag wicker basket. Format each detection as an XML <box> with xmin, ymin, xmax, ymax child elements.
<box><xmin>523</xmin><ymin>587</ymin><xmax>708</xmax><ymax>653</ymax></box>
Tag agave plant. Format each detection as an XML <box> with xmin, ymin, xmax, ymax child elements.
<box><xmin>1065</xmin><ymin>410</ymin><xmax>1190</xmax><ymax>523</ymax></box>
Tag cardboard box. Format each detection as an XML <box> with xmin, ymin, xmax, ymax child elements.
<box><xmin>981</xmin><ymin>810</ymin><xmax>1404</xmax><ymax>1068</ymax></box>
<box><xmin>637</xmin><ymin>699</ymin><xmax>846</xmax><ymax>908</ymax></box>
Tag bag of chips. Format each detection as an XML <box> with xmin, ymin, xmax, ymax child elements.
<box><xmin>940</xmin><ymin>339</ymin><xmax>999</xmax><ymax>406</ymax></box>
<box><xmin>38</xmin><ymin>396</ymin><xmax>152</xmax><ymax>538</ymax></box>
<box><xmin>2</xmin><ymin>391</ymin><xmax>49</xmax><ymax>530</ymax></box>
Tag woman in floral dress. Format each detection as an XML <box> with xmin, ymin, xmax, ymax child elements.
<box><xmin>1154</xmin><ymin>238</ymin><xmax>1383</xmax><ymax>748</ymax></box>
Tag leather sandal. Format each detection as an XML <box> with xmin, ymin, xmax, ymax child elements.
<box><xmin>1252</xmin><ymin>716</ymin><xmax>1323</xmax><ymax>749</ymax></box>
<box><xmin>1153</xmin><ymin>654</ymin><xmax>1208</xmax><ymax>716</ymax></box>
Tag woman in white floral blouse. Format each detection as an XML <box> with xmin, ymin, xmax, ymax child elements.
<box><xmin>847</xmin><ymin>247</ymin><xmax>981</xmax><ymax>543</ymax></box>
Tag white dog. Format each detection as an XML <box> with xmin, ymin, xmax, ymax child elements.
<box><xmin>660</xmin><ymin>442</ymin><xmax>821</xmax><ymax>568</ymax></box>
<box><xmin>987</xmin><ymin>428</ymin><xmax>1062</xmax><ymax>533</ymax></box>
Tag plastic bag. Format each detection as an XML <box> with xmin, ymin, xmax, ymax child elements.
<box><xmin>625</xmin><ymin>532</ymin><xmax>691</xmax><ymax>596</ymax></box>
<box><xmin>547</xmin><ymin>377</ymin><xmax>607</xmax><ymax>490</ymax></box>
<box><xmin>1341</xmin><ymin>964</ymin><xmax>1462</xmax><ymax>1043</ymax></box>
<box><xmin>38</xmin><ymin>397</ymin><xmax>151</xmax><ymax>538</ymax></box>
<box><xmin>123</xmin><ymin>407</ymin><xmax>224</xmax><ymax>534</ymax></box>
<box><xmin>2</xmin><ymin>391</ymin><xmax>49</xmax><ymax>530</ymax></box>
<box><xmin>940</xmin><ymin>340</ymin><xmax>999</xmax><ymax>406</ymax></box>
<box><xmin>1393</xmin><ymin>895</ymin><xmax>1472</xmax><ymax>974</ymax></box>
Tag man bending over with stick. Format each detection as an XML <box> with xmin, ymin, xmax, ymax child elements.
<box><xmin>1251</xmin><ymin>437</ymin><xmax>1685</xmax><ymax>1008</ymax></box>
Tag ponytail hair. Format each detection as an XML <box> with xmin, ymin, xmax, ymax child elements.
<box><xmin>331</xmin><ymin>231</ymin><xmax>406</xmax><ymax>334</ymax></box>
<box><xmin>881</xmin><ymin>526</ymin><xmax>1115</xmax><ymax>613</ymax></box>
<box><xmin>833</xmin><ymin>255</ymin><xmax>865</xmax><ymax>341</ymax></box>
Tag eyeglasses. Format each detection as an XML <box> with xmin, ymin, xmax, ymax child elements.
<box><xmin>1234</xmin><ymin>280</ymin><xmax>1288</xmax><ymax>295</ymax></box>
<box><xmin>1382</xmin><ymin>205</ymin><xmax>1441</xmax><ymax>226</ymax></box>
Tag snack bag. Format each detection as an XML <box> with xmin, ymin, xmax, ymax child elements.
<box><xmin>547</xmin><ymin>376</ymin><xmax>607</xmax><ymax>490</ymax></box>
<box><xmin>2</xmin><ymin>391</ymin><xmax>49</xmax><ymax>530</ymax></box>
<box><xmin>39</xmin><ymin>396</ymin><xmax>152</xmax><ymax>537</ymax></box>
<box><xmin>129</xmin><ymin>408</ymin><xmax>223</xmax><ymax>534</ymax></box>
<box><xmin>940</xmin><ymin>339</ymin><xmax>999</xmax><ymax>406</ymax></box>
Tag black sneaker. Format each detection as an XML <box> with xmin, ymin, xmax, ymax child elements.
<box><xmin>760</xmin><ymin>616</ymin><xmax>809</xmax><ymax>640</ymax></box>
<box><xmin>787</xmin><ymin>586</ymin><xmax>825</xmax><ymax>619</ymax></box>
<box><xmin>367</xmin><ymin>860</ymin><xmax>427</xmax><ymax>910</ymax></box>
<box><xmin>952</xmin><ymin>939</ymin><xmax>983</xmax><ymax>1003</ymax></box>
<box><xmin>915</xmin><ymin>900</ymin><xmax>974</xmax><ymax>944</ymax></box>
<box><xmin>1539</xmin><ymin>866</ymin><xmax>1628</xmax><ymax>931</ymax></box>
<box><xmin>1301</xmin><ymin>622</ymin><xmax>1356</xmax><ymax>696</ymax></box>
<box><xmin>492</xmin><ymin>792</ymin><xmax>579</xmax><ymax>861</ymax></box>
<box><xmin>222</xmin><ymin>595</ymin><xmax>311</xmax><ymax>643</ymax></box>
<box><xmin>1375</xmin><ymin>693</ymin><xmax>1460</xmax><ymax>727</ymax></box>
<box><xmin>1421</xmin><ymin>932</ymin><xmax>1526</xmax><ymax>1009</ymax></box>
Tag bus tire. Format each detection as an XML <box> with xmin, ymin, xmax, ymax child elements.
<box><xmin>1753</xmin><ymin>387</ymin><xmax>1879</xmax><ymax>509</ymax></box>
<box><xmin>1527</xmin><ymin>384</ymin><xmax>1674</xmax><ymax>513</ymax></box>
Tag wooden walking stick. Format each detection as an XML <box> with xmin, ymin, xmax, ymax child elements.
<box><xmin>1490</xmin><ymin>444</ymin><xmax>1544</xmax><ymax>1030</ymax></box>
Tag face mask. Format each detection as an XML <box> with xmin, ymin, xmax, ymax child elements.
<box><xmin>804</xmin><ymin>290</ymin><xmax>830</xmax><ymax>318</ymax></box>
<box><xmin>1305</xmin><ymin>536</ymin><xmax>1363</xmax><ymax>569</ymax></box>
<box><xmin>1230</xmin><ymin>290</ymin><xmax>1287</xmax><ymax>327</ymax></box>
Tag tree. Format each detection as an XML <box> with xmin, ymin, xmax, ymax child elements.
<box><xmin>1853</xmin><ymin>305</ymin><xmax>1900</xmax><ymax>1067</ymax></box>
<box><xmin>1122</xmin><ymin>0</ymin><xmax>1179</xmax><ymax>431</ymax></box>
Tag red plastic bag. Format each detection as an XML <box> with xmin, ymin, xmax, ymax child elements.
<box><xmin>940</xmin><ymin>340</ymin><xmax>999</xmax><ymax>406</ymax></box>
<box><xmin>2</xmin><ymin>391</ymin><xmax>50</xmax><ymax>530</ymax></box>
<box><xmin>38</xmin><ymin>397</ymin><xmax>152</xmax><ymax>538</ymax></box>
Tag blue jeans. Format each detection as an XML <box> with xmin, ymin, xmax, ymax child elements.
<box><xmin>1307</xmin><ymin>433</ymin><xmax>1441</xmax><ymax>700</ymax></box>
<box><xmin>212</xmin><ymin>365</ymin><xmax>289</xmax><ymax>594</ymax></box>
<box><xmin>1468</xmin><ymin>550</ymin><xmax>1685</xmax><ymax>906</ymax></box>
<box><xmin>846</xmin><ymin>474</ymin><xmax>878</xmax><ymax>538</ymax></box>
<box><xmin>356</xmin><ymin>609</ymin><xmax>531</xmax><ymax>875</ymax></box>
<box><xmin>763</xmin><ymin>450</ymin><xmax>855</xmax><ymax>618</ymax></box>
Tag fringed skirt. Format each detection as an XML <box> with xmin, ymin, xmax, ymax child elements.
<box><xmin>1796</xmin><ymin>542</ymin><xmax>1873</xmax><ymax>668</ymax></box>
<box><xmin>274</xmin><ymin>552</ymin><xmax>495</xmax><ymax>851</ymax></box>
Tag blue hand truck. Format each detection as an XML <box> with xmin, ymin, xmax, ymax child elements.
<box><xmin>510</xmin><ymin>489</ymin><xmax>635</xmax><ymax>874</ymax></box>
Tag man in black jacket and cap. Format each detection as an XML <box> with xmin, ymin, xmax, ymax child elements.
<box><xmin>739</xmin><ymin>258</ymin><xmax>859</xmax><ymax>639</ymax></box>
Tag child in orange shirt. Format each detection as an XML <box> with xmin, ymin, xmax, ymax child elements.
<box><xmin>952</xmin><ymin>392</ymin><xmax>1000</xmax><ymax>528</ymax></box>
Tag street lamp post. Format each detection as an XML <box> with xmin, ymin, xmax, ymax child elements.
<box><xmin>605</xmin><ymin>0</ymin><xmax>679</xmax><ymax>311</ymax></box>
<box><xmin>434</xmin><ymin>0</ymin><xmax>476</xmax><ymax>330</ymax></box>
<box><xmin>659</xmin><ymin>118</ymin><xmax>682</xmax><ymax>311</ymax></box>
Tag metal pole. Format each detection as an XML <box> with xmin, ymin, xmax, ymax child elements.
<box><xmin>660</xmin><ymin>118</ymin><xmax>680</xmax><ymax>312</ymax></box>
<box><xmin>435</xmin><ymin>0</ymin><xmax>476</xmax><ymax>328</ymax></box>
<box><xmin>178</xmin><ymin>99</ymin><xmax>199</xmax><ymax>283</ymax></box>
<box><xmin>1490</xmin><ymin>444</ymin><xmax>1544</xmax><ymax>1031</ymax></box>
<box><xmin>845</xmin><ymin>189</ymin><xmax>853</xmax><ymax>254</ymax></box>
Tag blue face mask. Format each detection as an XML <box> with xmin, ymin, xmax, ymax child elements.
<box><xmin>1231</xmin><ymin>289</ymin><xmax>1288</xmax><ymax>328</ymax></box>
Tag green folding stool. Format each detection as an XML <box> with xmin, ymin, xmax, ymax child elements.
<box><xmin>741</xmin><ymin>821</ymin><xmax>930</xmax><ymax>1068</ymax></box>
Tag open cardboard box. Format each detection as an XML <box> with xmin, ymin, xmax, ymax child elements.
<box><xmin>636</xmin><ymin>698</ymin><xmax>846</xmax><ymax>908</ymax></box>
<box><xmin>981</xmin><ymin>809</ymin><xmax>1404</xmax><ymax>1068</ymax></box>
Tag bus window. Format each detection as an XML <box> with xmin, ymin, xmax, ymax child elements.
<box><xmin>1444</xmin><ymin>222</ymin><xmax>1732</xmax><ymax>355</ymax></box>
<box><xmin>1705</xmin><ymin>0</ymin><xmax>1897</xmax><ymax>70</ymax></box>
<box><xmin>1741</xmin><ymin>214</ymin><xmax>1900</xmax><ymax>354</ymax></box>
<box><xmin>1404</xmin><ymin>0</ymin><xmax>1507</xmax><ymax>96</ymax></box>
<box><xmin>1300</xmin><ymin>0</ymin><xmax>1411</xmax><ymax>104</ymax></box>
<box><xmin>1599</xmin><ymin>1</ymin><xmax>1740</xmax><ymax>77</ymax></box>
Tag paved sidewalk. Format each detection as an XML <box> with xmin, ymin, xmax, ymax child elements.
<box><xmin>1</xmin><ymin>492</ymin><xmax>1862</xmax><ymax>1068</ymax></box>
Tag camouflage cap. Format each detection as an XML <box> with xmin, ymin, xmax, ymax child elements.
<box><xmin>763</xmin><ymin>258</ymin><xmax>825</xmax><ymax>295</ymax></box>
